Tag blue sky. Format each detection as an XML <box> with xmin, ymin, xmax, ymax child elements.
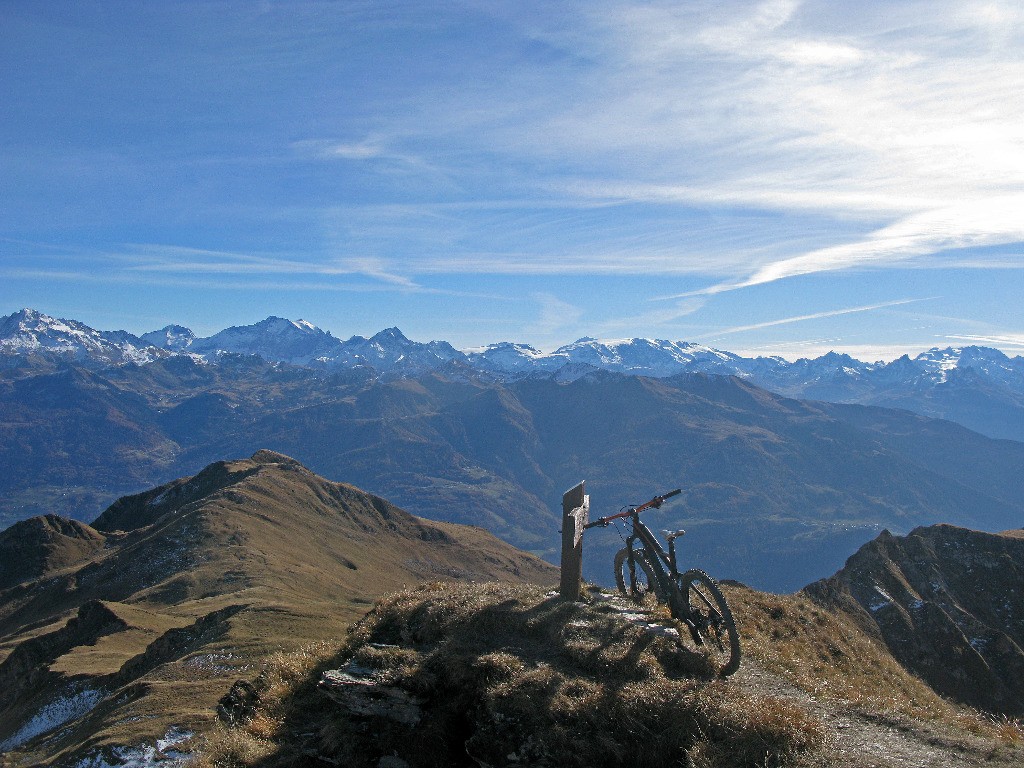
<box><xmin>2</xmin><ymin>0</ymin><xmax>1023</xmax><ymax>360</ymax></box>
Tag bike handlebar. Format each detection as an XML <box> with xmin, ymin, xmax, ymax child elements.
<box><xmin>583</xmin><ymin>488</ymin><xmax>682</xmax><ymax>529</ymax></box>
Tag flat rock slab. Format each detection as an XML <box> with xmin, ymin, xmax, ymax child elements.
<box><xmin>320</xmin><ymin>662</ymin><xmax>422</xmax><ymax>725</ymax></box>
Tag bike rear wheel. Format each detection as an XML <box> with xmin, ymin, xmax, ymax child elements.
<box><xmin>613</xmin><ymin>547</ymin><xmax>664</xmax><ymax>603</ymax></box>
<box><xmin>677</xmin><ymin>569</ymin><xmax>741</xmax><ymax>677</ymax></box>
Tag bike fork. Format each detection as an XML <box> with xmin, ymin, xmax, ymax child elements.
<box><xmin>625</xmin><ymin>536</ymin><xmax>641</xmax><ymax>593</ymax></box>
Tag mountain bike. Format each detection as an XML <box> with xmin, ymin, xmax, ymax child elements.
<box><xmin>585</xmin><ymin>489</ymin><xmax>741</xmax><ymax>677</ymax></box>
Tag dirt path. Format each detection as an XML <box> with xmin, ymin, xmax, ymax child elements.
<box><xmin>733</xmin><ymin>659</ymin><xmax>1017</xmax><ymax>768</ymax></box>
<box><xmin>593</xmin><ymin>591</ymin><xmax>1020</xmax><ymax>767</ymax></box>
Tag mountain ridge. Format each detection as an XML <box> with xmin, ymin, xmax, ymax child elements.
<box><xmin>804</xmin><ymin>524</ymin><xmax>1024</xmax><ymax>717</ymax></box>
<box><xmin>5</xmin><ymin>308</ymin><xmax>1023</xmax><ymax>442</ymax></box>
<box><xmin>0</xmin><ymin>451</ymin><xmax>555</xmax><ymax>765</ymax></box>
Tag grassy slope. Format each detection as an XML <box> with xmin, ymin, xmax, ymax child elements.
<box><xmin>0</xmin><ymin>452</ymin><xmax>556</xmax><ymax>766</ymax></box>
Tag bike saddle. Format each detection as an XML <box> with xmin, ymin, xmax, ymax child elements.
<box><xmin>662</xmin><ymin>529</ymin><xmax>686</xmax><ymax>541</ymax></box>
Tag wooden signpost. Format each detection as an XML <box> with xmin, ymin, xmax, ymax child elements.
<box><xmin>559</xmin><ymin>481</ymin><xmax>589</xmax><ymax>601</ymax></box>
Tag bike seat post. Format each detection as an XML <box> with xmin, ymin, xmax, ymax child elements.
<box><xmin>663</xmin><ymin>529</ymin><xmax>685</xmax><ymax>573</ymax></box>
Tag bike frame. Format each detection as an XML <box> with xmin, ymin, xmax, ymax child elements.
<box><xmin>586</xmin><ymin>490</ymin><xmax>688</xmax><ymax>619</ymax></box>
<box><xmin>622</xmin><ymin>511</ymin><xmax>688</xmax><ymax>619</ymax></box>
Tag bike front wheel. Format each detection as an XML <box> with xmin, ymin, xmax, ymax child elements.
<box><xmin>613</xmin><ymin>547</ymin><xmax>664</xmax><ymax>603</ymax></box>
<box><xmin>676</xmin><ymin>569</ymin><xmax>741</xmax><ymax>677</ymax></box>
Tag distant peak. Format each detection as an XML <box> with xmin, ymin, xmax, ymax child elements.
<box><xmin>140</xmin><ymin>324</ymin><xmax>195</xmax><ymax>351</ymax></box>
<box><xmin>5</xmin><ymin>307</ymin><xmax>51</xmax><ymax>325</ymax></box>
<box><xmin>372</xmin><ymin>327</ymin><xmax>409</xmax><ymax>342</ymax></box>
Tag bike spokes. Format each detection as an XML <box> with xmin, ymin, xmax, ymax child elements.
<box><xmin>677</xmin><ymin>569</ymin><xmax>741</xmax><ymax>677</ymax></box>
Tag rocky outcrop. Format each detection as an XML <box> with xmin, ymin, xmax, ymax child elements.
<box><xmin>0</xmin><ymin>601</ymin><xmax>127</xmax><ymax>709</ymax></box>
<box><xmin>320</xmin><ymin>658</ymin><xmax>423</xmax><ymax>725</ymax></box>
<box><xmin>114</xmin><ymin>604</ymin><xmax>246</xmax><ymax>684</ymax></box>
<box><xmin>804</xmin><ymin>524</ymin><xmax>1024</xmax><ymax>716</ymax></box>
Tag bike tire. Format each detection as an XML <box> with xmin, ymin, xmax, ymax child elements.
<box><xmin>613</xmin><ymin>547</ymin><xmax>664</xmax><ymax>603</ymax></box>
<box><xmin>677</xmin><ymin>569</ymin><xmax>741</xmax><ymax>677</ymax></box>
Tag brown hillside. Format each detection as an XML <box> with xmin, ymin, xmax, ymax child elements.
<box><xmin>804</xmin><ymin>524</ymin><xmax>1024</xmax><ymax>717</ymax></box>
<box><xmin>0</xmin><ymin>451</ymin><xmax>555</xmax><ymax>766</ymax></box>
<box><xmin>0</xmin><ymin>514</ymin><xmax>107</xmax><ymax>590</ymax></box>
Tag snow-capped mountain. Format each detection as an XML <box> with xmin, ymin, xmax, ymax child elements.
<box><xmin>0</xmin><ymin>309</ymin><xmax>165</xmax><ymax>366</ymax></box>
<box><xmin>466</xmin><ymin>337</ymin><xmax>752</xmax><ymax>378</ymax></box>
<box><xmin>187</xmin><ymin>316</ymin><xmax>344</xmax><ymax>366</ymax></box>
<box><xmin>911</xmin><ymin>346</ymin><xmax>1024</xmax><ymax>386</ymax></box>
<box><xmin>4</xmin><ymin>309</ymin><xmax>1024</xmax><ymax>441</ymax></box>
<box><xmin>463</xmin><ymin>342</ymin><xmax>566</xmax><ymax>373</ymax></box>
<box><xmin>139</xmin><ymin>318</ymin><xmax>463</xmax><ymax>373</ymax></box>
<box><xmin>140</xmin><ymin>325</ymin><xmax>195</xmax><ymax>352</ymax></box>
<box><xmin>553</xmin><ymin>337</ymin><xmax>746</xmax><ymax>377</ymax></box>
<box><xmin>331</xmin><ymin>327</ymin><xmax>464</xmax><ymax>371</ymax></box>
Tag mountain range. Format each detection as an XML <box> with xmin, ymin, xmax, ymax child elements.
<box><xmin>4</xmin><ymin>307</ymin><xmax>1024</xmax><ymax>593</ymax></box>
<box><xmin>4</xmin><ymin>308</ymin><xmax>1024</xmax><ymax>442</ymax></box>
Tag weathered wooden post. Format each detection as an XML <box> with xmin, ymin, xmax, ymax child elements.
<box><xmin>559</xmin><ymin>481</ymin><xmax>589</xmax><ymax>601</ymax></box>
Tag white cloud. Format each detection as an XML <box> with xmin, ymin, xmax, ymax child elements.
<box><xmin>116</xmin><ymin>244</ymin><xmax>428</xmax><ymax>288</ymax></box>
<box><xmin>594</xmin><ymin>298</ymin><xmax>707</xmax><ymax>336</ymax></box>
<box><xmin>946</xmin><ymin>333</ymin><xmax>1024</xmax><ymax>351</ymax></box>
<box><xmin>682</xmin><ymin>196</ymin><xmax>1024</xmax><ymax>296</ymax></box>
<box><xmin>325</xmin><ymin>142</ymin><xmax>385</xmax><ymax>160</ymax></box>
<box><xmin>266</xmin><ymin>1</ymin><xmax>1024</xmax><ymax>291</ymax></box>
<box><xmin>489</xmin><ymin>0</ymin><xmax>1024</xmax><ymax>282</ymax></box>
<box><xmin>702</xmin><ymin>297</ymin><xmax>934</xmax><ymax>337</ymax></box>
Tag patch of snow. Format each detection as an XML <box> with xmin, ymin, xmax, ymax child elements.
<box><xmin>184</xmin><ymin>651</ymin><xmax>243</xmax><ymax>673</ymax></box>
<box><xmin>616</xmin><ymin>612</ymin><xmax>649</xmax><ymax>622</ymax></box>
<box><xmin>639</xmin><ymin>623</ymin><xmax>681</xmax><ymax>639</ymax></box>
<box><xmin>0</xmin><ymin>686</ymin><xmax>105</xmax><ymax>750</ymax></box>
<box><xmin>71</xmin><ymin>727</ymin><xmax>193</xmax><ymax>768</ymax></box>
<box><xmin>146</xmin><ymin>488</ymin><xmax>170</xmax><ymax>507</ymax></box>
<box><xmin>868</xmin><ymin>585</ymin><xmax>894</xmax><ymax>613</ymax></box>
<box><xmin>612</xmin><ymin>610</ymin><xmax>681</xmax><ymax>638</ymax></box>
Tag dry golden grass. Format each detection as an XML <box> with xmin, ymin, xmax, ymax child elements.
<box><xmin>191</xmin><ymin>640</ymin><xmax>340</xmax><ymax>767</ymax></box>
<box><xmin>198</xmin><ymin>582</ymin><xmax>828</xmax><ymax>768</ymax></box>
<box><xmin>989</xmin><ymin>715</ymin><xmax>1024</xmax><ymax>745</ymax></box>
<box><xmin>723</xmin><ymin>583</ymin><xmax>1018</xmax><ymax>744</ymax></box>
<box><xmin>191</xmin><ymin>723</ymin><xmax>275</xmax><ymax>768</ymax></box>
